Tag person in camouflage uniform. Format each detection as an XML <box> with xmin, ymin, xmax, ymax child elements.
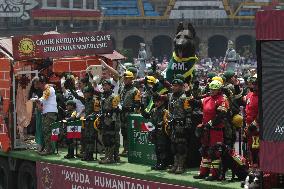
<box><xmin>141</xmin><ymin>76</ymin><xmax>157</xmax><ymax>111</ymax></box>
<box><xmin>63</xmin><ymin>100</ymin><xmax>77</xmax><ymax>159</ymax></box>
<box><xmin>168</xmin><ymin>77</ymin><xmax>193</xmax><ymax>174</ymax></box>
<box><xmin>120</xmin><ymin>71</ymin><xmax>141</xmax><ymax>156</ymax></box>
<box><xmin>145</xmin><ymin>94</ymin><xmax>171</xmax><ymax>170</ymax></box>
<box><xmin>70</xmin><ymin>85</ymin><xmax>97</xmax><ymax>161</ymax></box>
<box><xmin>222</xmin><ymin>71</ymin><xmax>243</xmax><ymax>148</ymax></box>
<box><xmin>97</xmin><ymin>79</ymin><xmax>120</xmax><ymax>164</ymax></box>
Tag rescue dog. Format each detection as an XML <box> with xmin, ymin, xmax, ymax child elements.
<box><xmin>241</xmin><ymin>169</ymin><xmax>261</xmax><ymax>189</ymax></box>
<box><xmin>209</xmin><ymin>143</ymin><xmax>249</xmax><ymax>181</ymax></box>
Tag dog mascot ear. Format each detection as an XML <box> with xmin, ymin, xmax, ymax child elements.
<box><xmin>188</xmin><ymin>22</ymin><xmax>196</xmax><ymax>39</ymax></box>
<box><xmin>176</xmin><ymin>22</ymin><xmax>184</xmax><ymax>34</ymax></box>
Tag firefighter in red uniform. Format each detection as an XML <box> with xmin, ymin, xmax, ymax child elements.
<box><xmin>243</xmin><ymin>74</ymin><xmax>259</xmax><ymax>168</ymax></box>
<box><xmin>193</xmin><ymin>80</ymin><xmax>230</xmax><ymax>181</ymax></box>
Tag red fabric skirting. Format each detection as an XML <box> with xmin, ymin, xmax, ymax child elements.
<box><xmin>260</xmin><ymin>140</ymin><xmax>284</xmax><ymax>173</ymax></box>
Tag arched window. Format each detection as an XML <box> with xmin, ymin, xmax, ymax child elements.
<box><xmin>73</xmin><ymin>0</ymin><xmax>83</xmax><ymax>8</ymax></box>
<box><xmin>47</xmin><ymin>0</ymin><xmax>56</xmax><ymax>7</ymax></box>
<box><xmin>61</xmin><ymin>0</ymin><xmax>69</xmax><ymax>8</ymax></box>
<box><xmin>86</xmin><ymin>0</ymin><xmax>94</xmax><ymax>9</ymax></box>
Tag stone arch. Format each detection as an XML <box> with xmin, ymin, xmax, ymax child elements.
<box><xmin>123</xmin><ymin>35</ymin><xmax>145</xmax><ymax>59</ymax></box>
<box><xmin>152</xmin><ymin>35</ymin><xmax>172</xmax><ymax>61</ymax></box>
<box><xmin>111</xmin><ymin>37</ymin><xmax>116</xmax><ymax>49</ymax></box>
<box><xmin>208</xmin><ymin>35</ymin><xmax>228</xmax><ymax>58</ymax></box>
<box><xmin>194</xmin><ymin>36</ymin><xmax>201</xmax><ymax>53</ymax></box>
<box><xmin>236</xmin><ymin>35</ymin><xmax>254</xmax><ymax>57</ymax></box>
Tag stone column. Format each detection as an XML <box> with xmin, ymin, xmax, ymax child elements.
<box><xmin>56</xmin><ymin>0</ymin><xmax>61</xmax><ymax>8</ymax></box>
<box><xmin>94</xmin><ymin>0</ymin><xmax>98</xmax><ymax>10</ymax></box>
<box><xmin>83</xmin><ymin>0</ymin><xmax>86</xmax><ymax>9</ymax></box>
<box><xmin>69</xmin><ymin>0</ymin><xmax>73</xmax><ymax>9</ymax></box>
<box><xmin>42</xmin><ymin>0</ymin><xmax>47</xmax><ymax>8</ymax></box>
<box><xmin>145</xmin><ymin>41</ymin><xmax>152</xmax><ymax>58</ymax></box>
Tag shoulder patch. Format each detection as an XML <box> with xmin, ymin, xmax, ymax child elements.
<box><xmin>134</xmin><ymin>90</ymin><xmax>141</xmax><ymax>101</ymax></box>
<box><xmin>112</xmin><ymin>95</ymin><xmax>120</xmax><ymax>108</ymax></box>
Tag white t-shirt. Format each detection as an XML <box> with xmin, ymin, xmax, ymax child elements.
<box><xmin>74</xmin><ymin>90</ymin><xmax>85</xmax><ymax>116</ymax></box>
<box><xmin>40</xmin><ymin>85</ymin><xmax>58</xmax><ymax>114</ymax></box>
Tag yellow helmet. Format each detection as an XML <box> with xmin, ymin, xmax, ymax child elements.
<box><xmin>146</xmin><ymin>76</ymin><xmax>157</xmax><ymax>84</ymax></box>
<box><xmin>232</xmin><ymin>114</ymin><xmax>243</xmax><ymax>128</ymax></box>
<box><xmin>209</xmin><ymin>80</ymin><xmax>223</xmax><ymax>90</ymax></box>
<box><xmin>212</xmin><ymin>76</ymin><xmax>224</xmax><ymax>85</ymax></box>
<box><xmin>123</xmin><ymin>71</ymin><xmax>134</xmax><ymax>78</ymax></box>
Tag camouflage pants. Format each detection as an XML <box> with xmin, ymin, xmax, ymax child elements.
<box><xmin>120</xmin><ymin>112</ymin><xmax>130</xmax><ymax>151</ymax></box>
<box><xmin>80</xmin><ymin>128</ymin><xmax>86</xmax><ymax>154</ymax></box>
<box><xmin>84</xmin><ymin>121</ymin><xmax>95</xmax><ymax>153</ymax></box>
<box><xmin>42</xmin><ymin>112</ymin><xmax>57</xmax><ymax>151</ymax></box>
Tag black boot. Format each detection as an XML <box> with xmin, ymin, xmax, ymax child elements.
<box><xmin>175</xmin><ymin>155</ymin><xmax>186</xmax><ymax>174</ymax></box>
<box><xmin>156</xmin><ymin>158</ymin><xmax>167</xmax><ymax>170</ymax></box>
<box><xmin>168</xmin><ymin>155</ymin><xmax>178</xmax><ymax>173</ymax></box>
<box><xmin>65</xmin><ymin>145</ymin><xmax>75</xmax><ymax>159</ymax></box>
<box><xmin>81</xmin><ymin>151</ymin><xmax>91</xmax><ymax>161</ymax></box>
<box><xmin>152</xmin><ymin>155</ymin><xmax>161</xmax><ymax>170</ymax></box>
<box><xmin>86</xmin><ymin>152</ymin><xmax>94</xmax><ymax>161</ymax></box>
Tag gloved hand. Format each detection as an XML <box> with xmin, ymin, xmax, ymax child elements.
<box><xmin>195</xmin><ymin>124</ymin><xmax>204</xmax><ymax>138</ymax></box>
<box><xmin>248</xmin><ymin>122</ymin><xmax>258</xmax><ymax>133</ymax></box>
<box><xmin>204</xmin><ymin>122</ymin><xmax>213</xmax><ymax>129</ymax></box>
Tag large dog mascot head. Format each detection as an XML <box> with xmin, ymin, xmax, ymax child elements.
<box><xmin>174</xmin><ymin>22</ymin><xmax>196</xmax><ymax>58</ymax></box>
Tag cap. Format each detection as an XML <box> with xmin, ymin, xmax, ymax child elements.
<box><xmin>123</xmin><ymin>71</ymin><xmax>134</xmax><ymax>78</ymax></box>
<box><xmin>175</xmin><ymin>74</ymin><xmax>185</xmax><ymax>81</ymax></box>
<box><xmin>66</xmin><ymin>100</ymin><xmax>76</xmax><ymax>108</ymax></box>
<box><xmin>146</xmin><ymin>76</ymin><xmax>157</xmax><ymax>84</ymax></box>
<box><xmin>172</xmin><ymin>79</ymin><xmax>184</xmax><ymax>85</ymax></box>
<box><xmin>127</xmin><ymin>67</ymin><xmax>138</xmax><ymax>74</ymax></box>
<box><xmin>207</xmin><ymin>72</ymin><xmax>217</xmax><ymax>79</ymax></box>
<box><xmin>223</xmin><ymin>70</ymin><xmax>235</xmax><ymax>80</ymax></box>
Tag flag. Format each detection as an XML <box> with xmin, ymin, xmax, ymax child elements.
<box><xmin>141</xmin><ymin>122</ymin><xmax>155</xmax><ymax>132</ymax></box>
<box><xmin>51</xmin><ymin>128</ymin><xmax>60</xmax><ymax>141</ymax></box>
<box><xmin>67</xmin><ymin>125</ymin><xmax>81</xmax><ymax>139</ymax></box>
<box><xmin>131</xmin><ymin>120</ymin><xmax>139</xmax><ymax>129</ymax></box>
<box><xmin>0</xmin><ymin>124</ymin><xmax>11</xmax><ymax>152</ymax></box>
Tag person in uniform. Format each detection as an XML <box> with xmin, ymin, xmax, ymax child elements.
<box><xmin>97</xmin><ymin>79</ymin><xmax>120</xmax><ymax>164</ymax></box>
<box><xmin>193</xmin><ymin>80</ymin><xmax>229</xmax><ymax>181</ymax></box>
<box><xmin>70</xmin><ymin>85</ymin><xmax>96</xmax><ymax>161</ymax></box>
<box><xmin>143</xmin><ymin>94</ymin><xmax>171</xmax><ymax>170</ymax></box>
<box><xmin>222</xmin><ymin>71</ymin><xmax>243</xmax><ymax>148</ymax></box>
<box><xmin>168</xmin><ymin>77</ymin><xmax>192</xmax><ymax>174</ymax></box>
<box><xmin>63</xmin><ymin>100</ymin><xmax>77</xmax><ymax>159</ymax></box>
<box><xmin>36</xmin><ymin>76</ymin><xmax>58</xmax><ymax>156</ymax></box>
<box><xmin>243</xmin><ymin>75</ymin><xmax>259</xmax><ymax>168</ymax></box>
<box><xmin>141</xmin><ymin>76</ymin><xmax>157</xmax><ymax>111</ymax></box>
<box><xmin>119</xmin><ymin>71</ymin><xmax>141</xmax><ymax>156</ymax></box>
